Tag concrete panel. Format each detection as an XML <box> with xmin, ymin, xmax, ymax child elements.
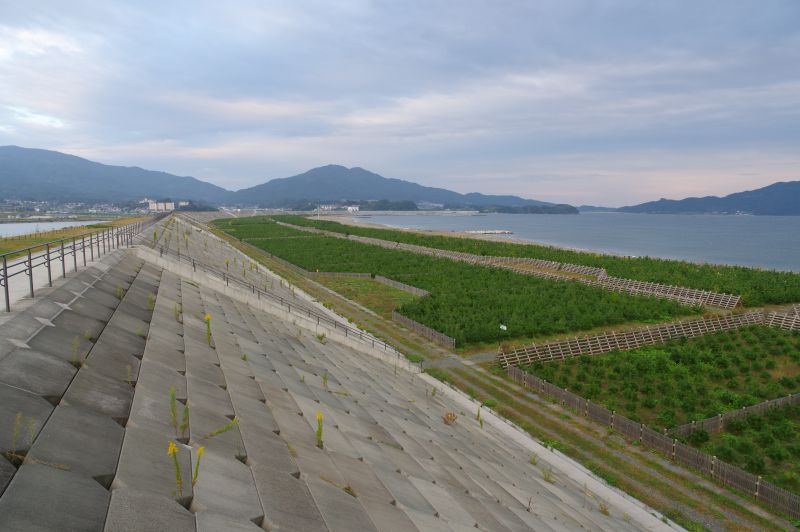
<box><xmin>0</xmin><ymin>463</ymin><xmax>110</xmax><ymax>532</ymax></box>
<box><xmin>105</xmin><ymin>488</ymin><xmax>196</xmax><ymax>532</ymax></box>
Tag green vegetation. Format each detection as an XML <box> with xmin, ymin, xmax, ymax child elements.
<box><xmin>525</xmin><ymin>326</ymin><xmax>800</xmax><ymax>430</ymax></box>
<box><xmin>271</xmin><ymin>215</ymin><xmax>800</xmax><ymax>306</ymax></box>
<box><xmin>317</xmin><ymin>277</ymin><xmax>419</xmax><ymax>319</ymax></box>
<box><xmin>214</xmin><ymin>217</ymin><xmax>697</xmax><ymax>346</ymax></box>
<box><xmin>688</xmin><ymin>403</ymin><xmax>800</xmax><ymax>495</ymax></box>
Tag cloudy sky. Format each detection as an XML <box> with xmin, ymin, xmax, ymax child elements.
<box><xmin>1</xmin><ymin>1</ymin><xmax>798</xmax><ymax>205</ymax></box>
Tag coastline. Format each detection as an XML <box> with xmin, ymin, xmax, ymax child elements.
<box><xmin>315</xmin><ymin>213</ymin><xmax>630</xmax><ymax>258</ymax></box>
<box><xmin>314</xmin><ymin>212</ymin><xmax>799</xmax><ymax>272</ymax></box>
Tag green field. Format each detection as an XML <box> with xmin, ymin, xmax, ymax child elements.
<box><xmin>214</xmin><ymin>217</ymin><xmax>698</xmax><ymax>346</ymax></box>
<box><xmin>525</xmin><ymin>326</ymin><xmax>800</xmax><ymax>430</ymax></box>
<box><xmin>271</xmin><ymin>215</ymin><xmax>800</xmax><ymax>307</ymax></box>
<box><xmin>687</xmin><ymin>403</ymin><xmax>800</xmax><ymax>495</ymax></box>
<box><xmin>316</xmin><ymin>277</ymin><xmax>419</xmax><ymax>319</ymax></box>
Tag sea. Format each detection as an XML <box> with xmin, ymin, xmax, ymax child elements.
<box><xmin>0</xmin><ymin>220</ymin><xmax>103</xmax><ymax>238</ymax></box>
<box><xmin>362</xmin><ymin>212</ymin><xmax>800</xmax><ymax>272</ymax></box>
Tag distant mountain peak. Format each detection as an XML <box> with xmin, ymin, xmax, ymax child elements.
<box><xmin>619</xmin><ymin>181</ymin><xmax>800</xmax><ymax>216</ymax></box>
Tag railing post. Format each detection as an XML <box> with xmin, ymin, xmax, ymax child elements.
<box><xmin>46</xmin><ymin>243</ymin><xmax>52</xmax><ymax>287</ymax></box>
<box><xmin>60</xmin><ymin>240</ymin><xmax>66</xmax><ymax>278</ymax></box>
<box><xmin>82</xmin><ymin>236</ymin><xmax>87</xmax><ymax>266</ymax></box>
<box><xmin>90</xmin><ymin>234</ymin><xmax>94</xmax><ymax>261</ymax></box>
<box><xmin>27</xmin><ymin>249</ymin><xmax>34</xmax><ymax>298</ymax></box>
<box><xmin>72</xmin><ymin>238</ymin><xmax>77</xmax><ymax>272</ymax></box>
<box><xmin>3</xmin><ymin>256</ymin><xmax>9</xmax><ymax>312</ymax></box>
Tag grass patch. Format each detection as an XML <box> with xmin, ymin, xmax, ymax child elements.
<box><xmin>317</xmin><ymin>277</ymin><xmax>419</xmax><ymax>319</ymax></box>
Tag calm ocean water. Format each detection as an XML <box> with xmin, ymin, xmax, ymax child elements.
<box><xmin>0</xmin><ymin>220</ymin><xmax>103</xmax><ymax>238</ymax></box>
<box><xmin>364</xmin><ymin>213</ymin><xmax>800</xmax><ymax>272</ymax></box>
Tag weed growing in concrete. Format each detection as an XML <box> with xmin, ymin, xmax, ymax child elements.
<box><xmin>442</xmin><ymin>412</ymin><xmax>458</xmax><ymax>425</ymax></box>
<box><xmin>287</xmin><ymin>442</ymin><xmax>297</xmax><ymax>457</ymax></box>
<box><xmin>173</xmin><ymin>302</ymin><xmax>182</xmax><ymax>323</ymax></box>
<box><xmin>204</xmin><ymin>313</ymin><xmax>213</xmax><ymax>346</ymax></box>
<box><xmin>241</xmin><ymin>353</ymin><xmax>248</xmax><ymax>361</ymax></box>
<box><xmin>167</xmin><ymin>441</ymin><xmax>183</xmax><ymax>497</ymax></box>
<box><xmin>192</xmin><ymin>446</ymin><xmax>205</xmax><ymax>488</ymax></box>
<box><xmin>126</xmin><ymin>364</ymin><xmax>133</xmax><ymax>387</ymax></box>
<box><xmin>147</xmin><ymin>293</ymin><xmax>156</xmax><ymax>311</ymax></box>
<box><xmin>321</xmin><ymin>372</ymin><xmax>329</xmax><ymax>389</ymax></box>
<box><xmin>169</xmin><ymin>387</ymin><xmax>179</xmax><ymax>436</ymax></box>
<box><xmin>316</xmin><ymin>333</ymin><xmax>327</xmax><ymax>344</ymax></box>
<box><xmin>25</xmin><ymin>419</ymin><xmax>36</xmax><ymax>448</ymax></box>
<box><xmin>225</xmin><ymin>258</ymin><xmax>230</xmax><ymax>271</ymax></box>
<box><xmin>83</xmin><ymin>329</ymin><xmax>93</xmax><ymax>341</ymax></box>
<box><xmin>201</xmin><ymin>416</ymin><xmax>239</xmax><ymax>440</ymax></box>
<box><xmin>542</xmin><ymin>467</ymin><xmax>555</xmax><ymax>484</ymax></box>
<box><xmin>153</xmin><ymin>229</ymin><xmax>158</xmax><ymax>245</ymax></box>
<box><xmin>115</xmin><ymin>285</ymin><xmax>125</xmax><ymax>299</ymax></box>
<box><xmin>431</xmin><ymin>387</ymin><xmax>437</xmax><ymax>397</ymax></box>
<box><xmin>180</xmin><ymin>402</ymin><xmax>190</xmax><ymax>441</ymax></box>
<box><xmin>136</xmin><ymin>326</ymin><xmax>146</xmax><ymax>339</ymax></box>
<box><xmin>300</xmin><ymin>374</ymin><xmax>305</xmax><ymax>383</ymax></box>
<box><xmin>315</xmin><ymin>410</ymin><xmax>324</xmax><ymax>449</ymax></box>
<box><xmin>529</xmin><ymin>453</ymin><xmax>538</xmax><ymax>466</ymax></box>
<box><xmin>598</xmin><ymin>499</ymin><xmax>610</xmax><ymax>516</ymax></box>
<box><xmin>71</xmin><ymin>335</ymin><xmax>83</xmax><ymax>369</ymax></box>
<box><xmin>6</xmin><ymin>412</ymin><xmax>23</xmax><ymax>462</ymax></box>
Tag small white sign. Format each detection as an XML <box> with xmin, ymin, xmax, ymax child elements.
<box><xmin>499</xmin><ymin>324</ymin><xmax>507</xmax><ymax>331</ymax></box>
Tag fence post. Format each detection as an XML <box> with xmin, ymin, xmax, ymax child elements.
<box><xmin>46</xmin><ymin>243</ymin><xmax>52</xmax><ymax>287</ymax></box>
<box><xmin>755</xmin><ymin>476</ymin><xmax>761</xmax><ymax>499</ymax></box>
<box><xmin>90</xmin><ymin>234</ymin><xmax>94</xmax><ymax>261</ymax></box>
<box><xmin>27</xmin><ymin>249</ymin><xmax>34</xmax><ymax>298</ymax></box>
<box><xmin>672</xmin><ymin>439</ymin><xmax>677</xmax><ymax>461</ymax></box>
<box><xmin>711</xmin><ymin>456</ymin><xmax>716</xmax><ymax>478</ymax></box>
<box><xmin>611</xmin><ymin>410</ymin><xmax>615</xmax><ymax>429</ymax></box>
<box><xmin>3</xmin><ymin>256</ymin><xmax>9</xmax><ymax>312</ymax></box>
<box><xmin>72</xmin><ymin>238</ymin><xmax>77</xmax><ymax>272</ymax></box>
<box><xmin>81</xmin><ymin>236</ymin><xmax>86</xmax><ymax>266</ymax></box>
<box><xmin>60</xmin><ymin>241</ymin><xmax>66</xmax><ymax>278</ymax></box>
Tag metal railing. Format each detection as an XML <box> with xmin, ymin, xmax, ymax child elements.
<box><xmin>131</xmin><ymin>229</ymin><xmax>410</xmax><ymax>365</ymax></box>
<box><xmin>1</xmin><ymin>217</ymin><xmax>161</xmax><ymax>312</ymax></box>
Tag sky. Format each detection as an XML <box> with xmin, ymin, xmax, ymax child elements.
<box><xmin>0</xmin><ymin>1</ymin><xmax>799</xmax><ymax>206</ymax></box>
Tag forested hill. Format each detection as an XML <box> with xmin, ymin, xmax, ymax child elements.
<box><xmin>619</xmin><ymin>181</ymin><xmax>800</xmax><ymax>215</ymax></box>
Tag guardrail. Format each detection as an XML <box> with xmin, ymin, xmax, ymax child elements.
<box><xmin>131</xmin><ymin>228</ymin><xmax>409</xmax><ymax>364</ymax></box>
<box><xmin>1</xmin><ymin>217</ymin><xmax>161</xmax><ymax>312</ymax></box>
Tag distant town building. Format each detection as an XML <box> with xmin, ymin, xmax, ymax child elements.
<box><xmin>141</xmin><ymin>198</ymin><xmax>175</xmax><ymax>212</ymax></box>
<box><xmin>346</xmin><ymin>205</ymin><xmax>360</xmax><ymax>213</ymax></box>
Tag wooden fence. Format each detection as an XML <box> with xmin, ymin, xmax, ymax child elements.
<box><xmin>276</xmin><ymin>221</ymin><xmax>743</xmax><ymax>309</ymax></box>
<box><xmin>392</xmin><ymin>311</ymin><xmax>456</xmax><ymax>348</ymax></box>
<box><xmin>374</xmin><ymin>275</ymin><xmax>430</xmax><ymax>297</ymax></box>
<box><xmin>765</xmin><ymin>311</ymin><xmax>800</xmax><ymax>331</ymax></box>
<box><xmin>668</xmin><ymin>393</ymin><xmax>800</xmax><ymax>438</ymax></box>
<box><xmin>497</xmin><ymin>312</ymin><xmax>765</xmax><ymax>368</ymax></box>
<box><xmin>311</xmin><ymin>272</ymin><xmax>430</xmax><ymax>297</ymax></box>
<box><xmin>506</xmin><ymin>366</ymin><xmax>800</xmax><ymax>520</ymax></box>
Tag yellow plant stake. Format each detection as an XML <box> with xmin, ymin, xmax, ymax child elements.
<box><xmin>315</xmin><ymin>410</ymin><xmax>324</xmax><ymax>449</ymax></box>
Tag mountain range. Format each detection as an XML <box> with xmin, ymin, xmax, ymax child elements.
<box><xmin>617</xmin><ymin>181</ymin><xmax>800</xmax><ymax>215</ymax></box>
<box><xmin>0</xmin><ymin>146</ymin><xmax>556</xmax><ymax>209</ymax></box>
